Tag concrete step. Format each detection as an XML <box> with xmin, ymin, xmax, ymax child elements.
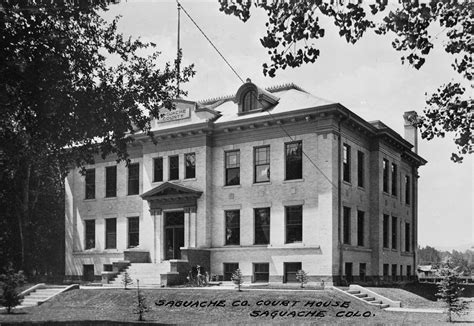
<box><xmin>346</xmin><ymin>290</ymin><xmax>360</xmax><ymax>294</ymax></box>
<box><xmin>354</xmin><ymin>293</ymin><xmax>368</xmax><ymax>298</ymax></box>
<box><xmin>369</xmin><ymin>300</ymin><xmax>382</xmax><ymax>305</ymax></box>
<box><xmin>362</xmin><ymin>297</ymin><xmax>375</xmax><ymax>301</ymax></box>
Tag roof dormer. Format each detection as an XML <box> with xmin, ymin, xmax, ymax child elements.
<box><xmin>234</xmin><ymin>78</ymin><xmax>279</xmax><ymax>115</ymax></box>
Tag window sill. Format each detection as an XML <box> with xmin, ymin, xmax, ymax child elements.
<box><xmin>223</xmin><ymin>184</ymin><xmax>241</xmax><ymax>189</ymax></box>
<box><xmin>357</xmin><ymin>186</ymin><xmax>365</xmax><ymax>191</ymax></box>
<box><xmin>84</xmin><ymin>198</ymin><xmax>97</xmax><ymax>202</ymax></box>
<box><xmin>183</xmin><ymin>178</ymin><xmax>197</xmax><ymax>181</ymax></box>
<box><xmin>127</xmin><ymin>194</ymin><xmax>139</xmax><ymax>197</ymax></box>
<box><xmin>152</xmin><ymin>180</ymin><xmax>164</xmax><ymax>184</ymax></box>
<box><xmin>401</xmin><ymin>251</ymin><xmax>414</xmax><ymax>256</ymax></box>
<box><xmin>253</xmin><ymin>181</ymin><xmax>271</xmax><ymax>186</ymax></box>
<box><xmin>104</xmin><ymin>197</ymin><xmax>117</xmax><ymax>201</ymax></box>
<box><xmin>343</xmin><ymin>180</ymin><xmax>352</xmax><ymax>186</ymax></box>
<box><xmin>282</xmin><ymin>178</ymin><xmax>304</xmax><ymax>184</ymax></box>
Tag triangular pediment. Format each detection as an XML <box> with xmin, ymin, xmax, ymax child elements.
<box><xmin>140</xmin><ymin>182</ymin><xmax>202</xmax><ymax>201</ymax></box>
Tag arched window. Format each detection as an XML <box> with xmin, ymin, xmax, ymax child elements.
<box><xmin>242</xmin><ymin>90</ymin><xmax>257</xmax><ymax>112</ymax></box>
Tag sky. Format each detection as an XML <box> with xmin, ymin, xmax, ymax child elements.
<box><xmin>103</xmin><ymin>1</ymin><xmax>473</xmax><ymax>251</ymax></box>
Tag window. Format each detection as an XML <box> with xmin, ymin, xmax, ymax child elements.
<box><xmin>153</xmin><ymin>157</ymin><xmax>163</xmax><ymax>182</ymax></box>
<box><xmin>128</xmin><ymin>217</ymin><xmax>139</xmax><ymax>248</ymax></box>
<box><xmin>225</xmin><ymin>150</ymin><xmax>240</xmax><ymax>186</ymax></box>
<box><xmin>359</xmin><ymin>263</ymin><xmax>366</xmax><ymax>282</ymax></box>
<box><xmin>343</xmin><ymin>144</ymin><xmax>351</xmax><ymax>182</ymax></box>
<box><xmin>345</xmin><ymin>262</ymin><xmax>353</xmax><ymax>283</ymax></box>
<box><xmin>185</xmin><ymin>153</ymin><xmax>196</xmax><ymax>179</ymax></box>
<box><xmin>383</xmin><ymin>264</ymin><xmax>389</xmax><ymax>277</ymax></box>
<box><xmin>128</xmin><ymin>163</ymin><xmax>139</xmax><ymax>195</ymax></box>
<box><xmin>85</xmin><ymin>220</ymin><xmax>95</xmax><ymax>249</ymax></box>
<box><xmin>225</xmin><ymin>210</ymin><xmax>240</xmax><ymax>245</ymax></box>
<box><xmin>391</xmin><ymin>163</ymin><xmax>398</xmax><ymax>196</ymax></box>
<box><xmin>284</xmin><ymin>262</ymin><xmax>301</xmax><ymax>283</ymax></box>
<box><xmin>83</xmin><ymin>264</ymin><xmax>94</xmax><ymax>282</ymax></box>
<box><xmin>357</xmin><ymin>151</ymin><xmax>364</xmax><ymax>187</ymax></box>
<box><xmin>242</xmin><ymin>90</ymin><xmax>257</xmax><ymax>112</ymax></box>
<box><xmin>357</xmin><ymin>210</ymin><xmax>364</xmax><ymax>246</ymax></box>
<box><xmin>343</xmin><ymin>206</ymin><xmax>351</xmax><ymax>245</ymax></box>
<box><xmin>405</xmin><ymin>223</ymin><xmax>410</xmax><ymax>252</ymax></box>
<box><xmin>382</xmin><ymin>159</ymin><xmax>389</xmax><ymax>193</ymax></box>
<box><xmin>392</xmin><ymin>264</ymin><xmax>397</xmax><ymax>280</ymax></box>
<box><xmin>400</xmin><ymin>265</ymin><xmax>403</xmax><ymax>279</ymax></box>
<box><xmin>254</xmin><ymin>146</ymin><xmax>270</xmax><ymax>183</ymax></box>
<box><xmin>383</xmin><ymin>214</ymin><xmax>389</xmax><ymax>248</ymax></box>
<box><xmin>286</xmin><ymin>206</ymin><xmax>302</xmax><ymax>243</ymax></box>
<box><xmin>405</xmin><ymin>175</ymin><xmax>411</xmax><ymax>205</ymax></box>
<box><xmin>254</xmin><ymin>208</ymin><xmax>270</xmax><ymax>245</ymax></box>
<box><xmin>105</xmin><ymin>218</ymin><xmax>117</xmax><ymax>249</ymax></box>
<box><xmin>223</xmin><ymin>263</ymin><xmax>239</xmax><ymax>281</ymax></box>
<box><xmin>285</xmin><ymin>141</ymin><xmax>302</xmax><ymax>180</ymax></box>
<box><xmin>105</xmin><ymin>166</ymin><xmax>117</xmax><ymax>197</ymax></box>
<box><xmin>253</xmin><ymin>263</ymin><xmax>269</xmax><ymax>282</ymax></box>
<box><xmin>407</xmin><ymin>265</ymin><xmax>412</xmax><ymax>277</ymax></box>
<box><xmin>392</xmin><ymin>216</ymin><xmax>397</xmax><ymax>250</ymax></box>
<box><xmin>85</xmin><ymin>169</ymin><xmax>95</xmax><ymax>199</ymax></box>
<box><xmin>103</xmin><ymin>264</ymin><xmax>113</xmax><ymax>272</ymax></box>
<box><xmin>169</xmin><ymin>156</ymin><xmax>179</xmax><ymax>180</ymax></box>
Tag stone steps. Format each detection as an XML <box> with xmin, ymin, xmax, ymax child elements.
<box><xmin>342</xmin><ymin>286</ymin><xmax>394</xmax><ymax>309</ymax></box>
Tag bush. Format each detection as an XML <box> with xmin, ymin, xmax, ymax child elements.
<box><xmin>186</xmin><ymin>265</ymin><xmax>208</xmax><ymax>287</ymax></box>
<box><xmin>122</xmin><ymin>271</ymin><xmax>133</xmax><ymax>290</ymax></box>
<box><xmin>231</xmin><ymin>269</ymin><xmax>243</xmax><ymax>292</ymax></box>
<box><xmin>296</xmin><ymin>270</ymin><xmax>308</xmax><ymax>288</ymax></box>
<box><xmin>0</xmin><ymin>266</ymin><xmax>25</xmax><ymax>313</ymax></box>
<box><xmin>133</xmin><ymin>280</ymin><xmax>150</xmax><ymax>321</ymax></box>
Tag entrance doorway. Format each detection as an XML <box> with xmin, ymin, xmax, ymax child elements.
<box><xmin>164</xmin><ymin>211</ymin><xmax>184</xmax><ymax>260</ymax></box>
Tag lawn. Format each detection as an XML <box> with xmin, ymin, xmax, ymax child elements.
<box><xmin>2</xmin><ymin>287</ymin><xmax>470</xmax><ymax>325</ymax></box>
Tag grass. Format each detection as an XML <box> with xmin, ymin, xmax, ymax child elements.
<box><xmin>1</xmin><ymin>287</ymin><xmax>471</xmax><ymax>325</ymax></box>
<box><xmin>366</xmin><ymin>287</ymin><xmax>446</xmax><ymax>309</ymax></box>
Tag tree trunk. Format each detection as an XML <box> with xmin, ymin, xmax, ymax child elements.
<box><xmin>16</xmin><ymin>161</ymin><xmax>31</xmax><ymax>274</ymax></box>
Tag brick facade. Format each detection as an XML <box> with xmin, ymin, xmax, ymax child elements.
<box><xmin>65</xmin><ymin>81</ymin><xmax>426</xmax><ymax>285</ymax></box>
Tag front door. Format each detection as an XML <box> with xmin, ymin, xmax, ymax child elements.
<box><xmin>164</xmin><ymin>211</ymin><xmax>184</xmax><ymax>260</ymax></box>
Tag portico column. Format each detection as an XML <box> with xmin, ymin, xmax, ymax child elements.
<box><xmin>190</xmin><ymin>206</ymin><xmax>197</xmax><ymax>248</ymax></box>
<box><xmin>151</xmin><ymin>208</ymin><xmax>162</xmax><ymax>263</ymax></box>
<box><xmin>184</xmin><ymin>207</ymin><xmax>190</xmax><ymax>248</ymax></box>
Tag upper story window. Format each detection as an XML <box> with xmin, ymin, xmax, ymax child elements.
<box><xmin>357</xmin><ymin>210</ymin><xmax>365</xmax><ymax>246</ymax></box>
<box><xmin>254</xmin><ymin>146</ymin><xmax>270</xmax><ymax>183</ymax></box>
<box><xmin>128</xmin><ymin>217</ymin><xmax>139</xmax><ymax>248</ymax></box>
<box><xmin>343</xmin><ymin>144</ymin><xmax>351</xmax><ymax>183</ymax></box>
<box><xmin>391</xmin><ymin>163</ymin><xmax>398</xmax><ymax>196</ymax></box>
<box><xmin>185</xmin><ymin>153</ymin><xmax>196</xmax><ymax>179</ymax></box>
<box><xmin>225</xmin><ymin>150</ymin><xmax>240</xmax><ymax>186</ymax></box>
<box><xmin>343</xmin><ymin>206</ymin><xmax>351</xmax><ymax>245</ymax></box>
<box><xmin>357</xmin><ymin>151</ymin><xmax>364</xmax><ymax>188</ymax></box>
<box><xmin>242</xmin><ymin>90</ymin><xmax>257</xmax><ymax>112</ymax></box>
<box><xmin>382</xmin><ymin>159</ymin><xmax>389</xmax><ymax>193</ymax></box>
<box><xmin>383</xmin><ymin>214</ymin><xmax>389</xmax><ymax>248</ymax></box>
<box><xmin>405</xmin><ymin>175</ymin><xmax>411</xmax><ymax>205</ymax></box>
<box><xmin>153</xmin><ymin>157</ymin><xmax>163</xmax><ymax>182</ymax></box>
<box><xmin>128</xmin><ymin>163</ymin><xmax>139</xmax><ymax>195</ymax></box>
<box><xmin>105</xmin><ymin>166</ymin><xmax>117</xmax><ymax>198</ymax></box>
<box><xmin>85</xmin><ymin>169</ymin><xmax>95</xmax><ymax>199</ymax></box>
<box><xmin>285</xmin><ymin>141</ymin><xmax>302</xmax><ymax>180</ymax></box>
<box><xmin>105</xmin><ymin>218</ymin><xmax>117</xmax><ymax>249</ymax></box>
<box><xmin>169</xmin><ymin>155</ymin><xmax>179</xmax><ymax>180</ymax></box>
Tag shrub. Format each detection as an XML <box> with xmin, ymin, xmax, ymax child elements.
<box><xmin>231</xmin><ymin>269</ymin><xmax>243</xmax><ymax>292</ymax></box>
<box><xmin>296</xmin><ymin>270</ymin><xmax>308</xmax><ymax>288</ymax></box>
<box><xmin>133</xmin><ymin>280</ymin><xmax>150</xmax><ymax>321</ymax></box>
<box><xmin>186</xmin><ymin>265</ymin><xmax>208</xmax><ymax>287</ymax></box>
<box><xmin>122</xmin><ymin>271</ymin><xmax>133</xmax><ymax>290</ymax></box>
<box><xmin>0</xmin><ymin>266</ymin><xmax>25</xmax><ymax>313</ymax></box>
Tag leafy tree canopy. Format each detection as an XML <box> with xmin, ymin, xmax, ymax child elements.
<box><xmin>0</xmin><ymin>0</ymin><xmax>193</xmax><ymax>272</ymax></box>
<box><xmin>218</xmin><ymin>0</ymin><xmax>472</xmax><ymax>162</ymax></box>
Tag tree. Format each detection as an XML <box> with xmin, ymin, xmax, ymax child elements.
<box><xmin>0</xmin><ymin>265</ymin><xmax>25</xmax><ymax>314</ymax></box>
<box><xmin>133</xmin><ymin>280</ymin><xmax>150</xmax><ymax>321</ymax></box>
<box><xmin>231</xmin><ymin>268</ymin><xmax>243</xmax><ymax>292</ymax></box>
<box><xmin>436</xmin><ymin>262</ymin><xmax>469</xmax><ymax>322</ymax></box>
<box><xmin>218</xmin><ymin>0</ymin><xmax>472</xmax><ymax>162</ymax></box>
<box><xmin>0</xmin><ymin>1</ymin><xmax>193</xmax><ymax>274</ymax></box>
<box><xmin>418</xmin><ymin>245</ymin><xmax>442</xmax><ymax>265</ymax></box>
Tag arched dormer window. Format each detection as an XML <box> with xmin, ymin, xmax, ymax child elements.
<box><xmin>242</xmin><ymin>89</ymin><xmax>257</xmax><ymax>112</ymax></box>
<box><xmin>234</xmin><ymin>78</ymin><xmax>280</xmax><ymax>115</ymax></box>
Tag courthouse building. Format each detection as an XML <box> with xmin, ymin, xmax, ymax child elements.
<box><xmin>65</xmin><ymin>80</ymin><xmax>426</xmax><ymax>285</ymax></box>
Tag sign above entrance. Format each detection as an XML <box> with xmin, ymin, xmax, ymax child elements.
<box><xmin>158</xmin><ymin>106</ymin><xmax>191</xmax><ymax>123</ymax></box>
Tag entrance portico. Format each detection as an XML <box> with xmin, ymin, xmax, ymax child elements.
<box><xmin>140</xmin><ymin>182</ymin><xmax>202</xmax><ymax>264</ymax></box>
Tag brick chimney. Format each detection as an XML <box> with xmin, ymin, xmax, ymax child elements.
<box><xmin>403</xmin><ymin>111</ymin><xmax>418</xmax><ymax>153</ymax></box>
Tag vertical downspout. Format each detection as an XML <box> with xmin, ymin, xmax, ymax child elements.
<box><xmin>337</xmin><ymin>116</ymin><xmax>343</xmax><ymax>283</ymax></box>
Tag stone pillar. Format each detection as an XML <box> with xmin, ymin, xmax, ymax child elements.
<box><xmin>190</xmin><ymin>207</ymin><xmax>197</xmax><ymax>248</ymax></box>
<box><xmin>156</xmin><ymin>209</ymin><xmax>163</xmax><ymax>262</ymax></box>
<box><xmin>184</xmin><ymin>207</ymin><xmax>190</xmax><ymax>248</ymax></box>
